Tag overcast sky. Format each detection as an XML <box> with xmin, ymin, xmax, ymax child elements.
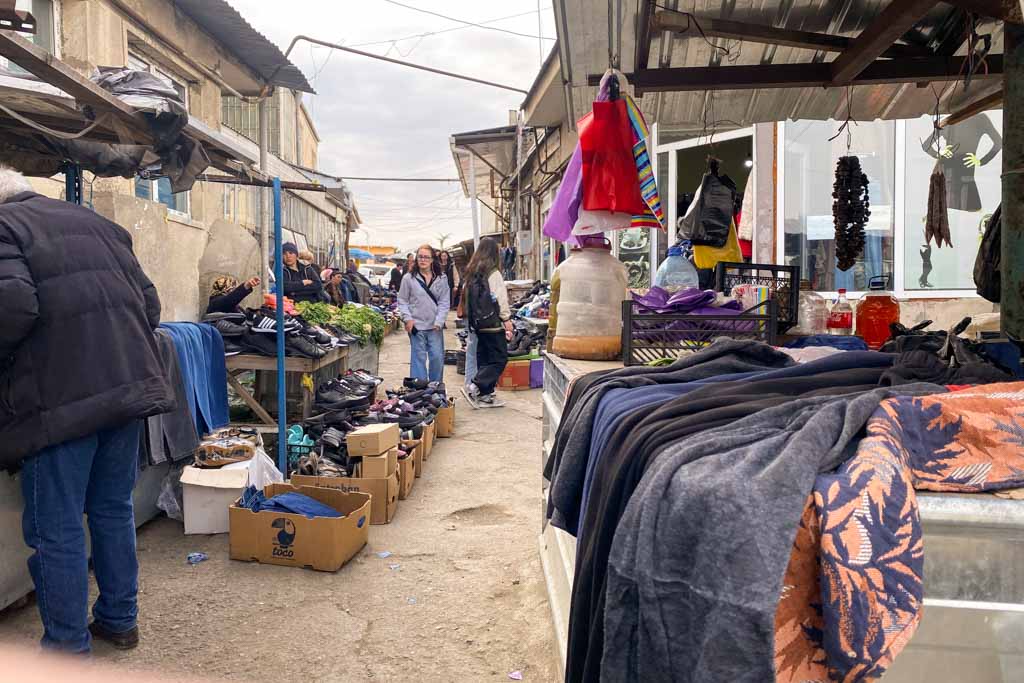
<box><xmin>227</xmin><ymin>0</ymin><xmax>556</xmax><ymax>253</ymax></box>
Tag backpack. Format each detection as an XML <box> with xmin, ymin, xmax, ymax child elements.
<box><xmin>466</xmin><ymin>272</ymin><xmax>501</xmax><ymax>332</ymax></box>
<box><xmin>974</xmin><ymin>205</ymin><xmax>1001</xmax><ymax>303</ymax></box>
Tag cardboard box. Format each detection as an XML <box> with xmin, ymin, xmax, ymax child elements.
<box><xmin>422</xmin><ymin>421</ymin><xmax>435</xmax><ymax>459</ymax></box>
<box><xmin>358</xmin><ymin>447</ymin><xmax>398</xmax><ymax>479</ymax></box>
<box><xmin>346</xmin><ymin>423</ymin><xmax>400</xmax><ymax>456</ymax></box>
<box><xmin>398</xmin><ymin>455</ymin><xmax>415</xmax><ymax>500</ymax></box>
<box><xmin>291</xmin><ymin>473</ymin><xmax>399</xmax><ymax>525</ymax></box>
<box><xmin>402</xmin><ymin>439</ymin><xmax>423</xmax><ymax>478</ymax></box>
<box><xmin>180</xmin><ymin>464</ymin><xmax>251</xmax><ymax>535</ymax></box>
<box><xmin>436</xmin><ymin>404</ymin><xmax>455</xmax><ymax>438</ymax></box>
<box><xmin>229</xmin><ymin>484</ymin><xmax>370</xmax><ymax>572</ymax></box>
<box><xmin>498</xmin><ymin>360</ymin><xmax>532</xmax><ymax>391</ymax></box>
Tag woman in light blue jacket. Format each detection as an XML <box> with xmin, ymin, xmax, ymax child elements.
<box><xmin>397</xmin><ymin>244</ymin><xmax>450</xmax><ymax>382</ymax></box>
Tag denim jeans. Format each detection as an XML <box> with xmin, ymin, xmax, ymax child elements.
<box><xmin>21</xmin><ymin>420</ymin><xmax>142</xmax><ymax>653</ymax></box>
<box><xmin>409</xmin><ymin>328</ymin><xmax>445</xmax><ymax>382</ymax></box>
<box><xmin>464</xmin><ymin>331</ymin><xmax>478</xmax><ymax>389</ymax></box>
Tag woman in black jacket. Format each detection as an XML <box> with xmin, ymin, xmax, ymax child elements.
<box><xmin>206</xmin><ymin>276</ymin><xmax>260</xmax><ymax>315</ymax></box>
<box><xmin>280</xmin><ymin>242</ymin><xmax>324</xmax><ymax>303</ymax></box>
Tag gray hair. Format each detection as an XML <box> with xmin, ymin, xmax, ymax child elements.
<box><xmin>0</xmin><ymin>166</ymin><xmax>33</xmax><ymax>204</ymax></box>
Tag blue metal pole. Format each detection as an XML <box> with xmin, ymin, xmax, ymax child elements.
<box><xmin>273</xmin><ymin>178</ymin><xmax>287</xmax><ymax>474</ymax></box>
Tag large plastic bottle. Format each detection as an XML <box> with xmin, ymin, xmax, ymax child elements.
<box><xmin>856</xmin><ymin>276</ymin><xmax>900</xmax><ymax>349</ymax></box>
<box><xmin>545</xmin><ymin>266</ymin><xmax>561</xmax><ymax>350</ymax></box>
<box><xmin>793</xmin><ymin>280</ymin><xmax>829</xmax><ymax>335</ymax></box>
<box><xmin>551</xmin><ymin>241</ymin><xmax>629</xmax><ymax>360</ymax></box>
<box><xmin>653</xmin><ymin>244</ymin><xmax>699</xmax><ymax>292</ymax></box>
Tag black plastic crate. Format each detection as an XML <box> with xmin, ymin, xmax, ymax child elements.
<box><xmin>621</xmin><ymin>299</ymin><xmax>777</xmax><ymax>366</ymax></box>
<box><xmin>714</xmin><ymin>262</ymin><xmax>800</xmax><ymax>334</ymax></box>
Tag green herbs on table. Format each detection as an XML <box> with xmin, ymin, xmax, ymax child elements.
<box><xmin>294</xmin><ymin>302</ymin><xmax>386</xmax><ymax>347</ymax></box>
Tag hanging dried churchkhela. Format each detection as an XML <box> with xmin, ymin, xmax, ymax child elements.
<box><xmin>832</xmin><ymin>156</ymin><xmax>870</xmax><ymax>271</ymax></box>
<box><xmin>925</xmin><ymin>158</ymin><xmax>953</xmax><ymax>247</ymax></box>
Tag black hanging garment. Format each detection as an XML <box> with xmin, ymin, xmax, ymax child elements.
<box><xmin>677</xmin><ymin>158</ymin><xmax>737</xmax><ymax>248</ymax></box>
<box><xmin>974</xmin><ymin>205</ymin><xmax>1001</xmax><ymax>302</ymax></box>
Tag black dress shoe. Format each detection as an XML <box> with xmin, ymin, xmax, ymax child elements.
<box><xmin>89</xmin><ymin>622</ymin><xmax>139</xmax><ymax>650</ymax></box>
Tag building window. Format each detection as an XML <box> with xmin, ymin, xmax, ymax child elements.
<box><xmin>1</xmin><ymin>0</ymin><xmax>55</xmax><ymax>74</ymax></box>
<box><xmin>782</xmin><ymin>120</ymin><xmax>896</xmax><ymax>292</ymax></box>
<box><xmin>134</xmin><ymin>176</ymin><xmax>189</xmax><ymax>215</ymax></box>
<box><xmin>221</xmin><ymin>94</ymin><xmax>280</xmax><ymax>156</ymax></box>
<box><xmin>904</xmin><ymin>111</ymin><xmax>1002</xmax><ymax>291</ymax></box>
<box><xmin>127</xmin><ymin>53</ymin><xmax>188</xmax><ymax>110</ymax></box>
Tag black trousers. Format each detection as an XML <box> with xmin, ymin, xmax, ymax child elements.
<box><xmin>474</xmin><ymin>331</ymin><xmax>508</xmax><ymax>395</ymax></box>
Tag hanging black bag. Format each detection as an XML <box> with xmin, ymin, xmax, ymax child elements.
<box><xmin>676</xmin><ymin>158</ymin><xmax>736</xmax><ymax>248</ymax></box>
<box><xmin>973</xmin><ymin>205</ymin><xmax>1001</xmax><ymax>303</ymax></box>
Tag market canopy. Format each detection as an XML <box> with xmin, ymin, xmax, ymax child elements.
<box><xmin>554</xmin><ymin>0</ymin><xmax>1014</xmax><ymax>137</ymax></box>
<box><xmin>348</xmin><ymin>248</ymin><xmax>374</xmax><ymax>260</ymax></box>
<box><xmin>450</xmin><ymin>126</ymin><xmax>520</xmax><ymax>199</ymax></box>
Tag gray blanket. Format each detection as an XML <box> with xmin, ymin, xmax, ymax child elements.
<box><xmin>601</xmin><ymin>383</ymin><xmax>944</xmax><ymax>682</ymax></box>
<box><xmin>545</xmin><ymin>339</ymin><xmax>794</xmax><ymax>533</ymax></box>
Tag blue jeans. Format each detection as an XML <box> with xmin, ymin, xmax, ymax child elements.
<box><xmin>464</xmin><ymin>331</ymin><xmax>478</xmax><ymax>388</ymax></box>
<box><xmin>21</xmin><ymin>420</ymin><xmax>142</xmax><ymax>653</ymax></box>
<box><xmin>409</xmin><ymin>328</ymin><xmax>445</xmax><ymax>382</ymax></box>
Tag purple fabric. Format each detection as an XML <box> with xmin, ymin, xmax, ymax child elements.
<box><xmin>630</xmin><ymin>288</ymin><xmax>755</xmax><ymax>337</ymax></box>
<box><xmin>542</xmin><ymin>144</ymin><xmax>583</xmax><ymax>246</ymax></box>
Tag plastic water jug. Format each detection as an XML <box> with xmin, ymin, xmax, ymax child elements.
<box><xmin>856</xmin><ymin>276</ymin><xmax>900</xmax><ymax>349</ymax></box>
<box><xmin>792</xmin><ymin>280</ymin><xmax>829</xmax><ymax>335</ymax></box>
<box><xmin>551</xmin><ymin>241</ymin><xmax>628</xmax><ymax>360</ymax></box>
<box><xmin>654</xmin><ymin>244</ymin><xmax>699</xmax><ymax>292</ymax></box>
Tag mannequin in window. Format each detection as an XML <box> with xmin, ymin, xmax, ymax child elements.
<box><xmin>921</xmin><ymin>112</ymin><xmax>1001</xmax><ymax>212</ymax></box>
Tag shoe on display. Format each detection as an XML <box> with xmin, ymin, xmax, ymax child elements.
<box><xmin>403</xmin><ymin>377</ymin><xmax>429</xmax><ymax>390</ymax></box>
<box><xmin>202</xmin><ymin>312</ymin><xmax>247</xmax><ymax>323</ymax></box>
<box><xmin>210</xmin><ymin>318</ymin><xmax>248</xmax><ymax>338</ymax></box>
<box><xmin>286</xmin><ymin>335</ymin><xmax>327</xmax><ymax>359</ymax></box>
<box><xmin>240</xmin><ymin>332</ymin><xmax>279</xmax><ymax>356</ymax></box>
<box><xmin>251</xmin><ymin>311</ymin><xmax>302</xmax><ymax>335</ymax></box>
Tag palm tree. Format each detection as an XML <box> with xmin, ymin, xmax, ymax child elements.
<box><xmin>436</xmin><ymin>232</ymin><xmax>452</xmax><ymax>249</ymax></box>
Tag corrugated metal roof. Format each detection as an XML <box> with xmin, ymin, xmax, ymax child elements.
<box><xmin>555</xmin><ymin>0</ymin><xmax>1003</xmax><ymax>137</ymax></box>
<box><xmin>173</xmin><ymin>0</ymin><xmax>314</xmax><ymax>94</ymax></box>
<box><xmin>450</xmin><ymin>126</ymin><xmax>518</xmax><ymax>198</ymax></box>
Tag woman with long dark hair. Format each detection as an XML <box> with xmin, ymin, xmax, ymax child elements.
<box><xmin>438</xmin><ymin>250</ymin><xmax>460</xmax><ymax>308</ymax></box>
<box><xmin>461</xmin><ymin>237</ymin><xmax>512</xmax><ymax>408</ymax></box>
<box><xmin>397</xmin><ymin>243</ymin><xmax>450</xmax><ymax>382</ymax></box>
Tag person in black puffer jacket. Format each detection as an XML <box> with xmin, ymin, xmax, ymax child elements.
<box><xmin>0</xmin><ymin>167</ymin><xmax>173</xmax><ymax>654</ymax></box>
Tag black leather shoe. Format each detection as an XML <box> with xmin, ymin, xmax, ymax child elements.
<box><xmin>89</xmin><ymin>622</ymin><xmax>139</xmax><ymax>650</ymax></box>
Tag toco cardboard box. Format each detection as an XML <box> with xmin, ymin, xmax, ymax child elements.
<box><xmin>291</xmin><ymin>472</ymin><xmax>399</xmax><ymax>525</ymax></box>
<box><xmin>347</xmin><ymin>423</ymin><xmax>400</xmax><ymax>456</ymax></box>
<box><xmin>436</xmin><ymin>404</ymin><xmax>455</xmax><ymax>438</ymax></box>
<box><xmin>359</xmin><ymin>447</ymin><xmax>398</xmax><ymax>479</ymax></box>
<box><xmin>422</xmin><ymin>421</ymin><xmax>435</xmax><ymax>459</ymax></box>
<box><xmin>498</xmin><ymin>360</ymin><xmax>532</xmax><ymax>391</ymax></box>
<box><xmin>402</xmin><ymin>439</ymin><xmax>423</xmax><ymax>478</ymax></box>
<box><xmin>398</xmin><ymin>455</ymin><xmax>415</xmax><ymax>500</ymax></box>
<box><xmin>229</xmin><ymin>484</ymin><xmax>370</xmax><ymax>572</ymax></box>
<box><xmin>180</xmin><ymin>465</ymin><xmax>251</xmax><ymax>535</ymax></box>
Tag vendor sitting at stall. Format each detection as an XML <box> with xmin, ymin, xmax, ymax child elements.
<box><xmin>325</xmin><ymin>269</ymin><xmax>347</xmax><ymax>307</ymax></box>
<box><xmin>206</xmin><ymin>275</ymin><xmax>260</xmax><ymax>315</ymax></box>
<box><xmin>280</xmin><ymin>242</ymin><xmax>324</xmax><ymax>303</ymax></box>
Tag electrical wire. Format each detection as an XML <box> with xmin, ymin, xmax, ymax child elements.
<box><xmin>380</xmin><ymin>0</ymin><xmax>555</xmax><ymax>41</ymax></box>
<box><xmin>653</xmin><ymin>4</ymin><xmax>741</xmax><ymax>63</ymax></box>
<box><xmin>350</xmin><ymin>8</ymin><xmax>552</xmax><ymax>49</ymax></box>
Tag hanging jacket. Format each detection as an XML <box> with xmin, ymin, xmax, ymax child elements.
<box><xmin>0</xmin><ymin>192</ymin><xmax>174</xmax><ymax>468</ymax></box>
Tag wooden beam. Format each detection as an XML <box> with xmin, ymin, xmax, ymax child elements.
<box><xmin>830</xmin><ymin>0</ymin><xmax>942</xmax><ymax>84</ymax></box>
<box><xmin>0</xmin><ymin>30</ymin><xmax>153</xmax><ymax>142</ymax></box>
<box><xmin>652</xmin><ymin>11</ymin><xmax>933</xmax><ymax>58</ymax></box>
<box><xmin>593</xmin><ymin>54</ymin><xmax>1003</xmax><ymax>91</ymax></box>
<box><xmin>940</xmin><ymin>89</ymin><xmax>1003</xmax><ymax>127</ymax></box>
<box><xmin>635</xmin><ymin>0</ymin><xmax>656</xmax><ymax>72</ymax></box>
<box><xmin>944</xmin><ymin>0</ymin><xmax>1023</xmax><ymax>23</ymax></box>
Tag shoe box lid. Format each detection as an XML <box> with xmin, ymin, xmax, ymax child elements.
<box><xmin>346</xmin><ymin>423</ymin><xmax>400</xmax><ymax>456</ymax></box>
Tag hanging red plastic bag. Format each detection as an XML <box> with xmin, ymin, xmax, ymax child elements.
<box><xmin>580</xmin><ymin>99</ymin><xmax>648</xmax><ymax>216</ymax></box>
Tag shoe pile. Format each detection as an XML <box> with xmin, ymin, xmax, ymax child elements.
<box><xmin>507</xmin><ymin>320</ymin><xmax>547</xmax><ymax>358</ymax></box>
<box><xmin>203</xmin><ymin>309</ymin><xmax>360</xmax><ymax>359</ymax></box>
<box><xmin>293</xmin><ymin>372</ymin><xmax>444</xmax><ymax>478</ymax></box>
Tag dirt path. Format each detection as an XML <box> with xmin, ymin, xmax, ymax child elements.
<box><xmin>0</xmin><ymin>327</ymin><xmax>558</xmax><ymax>682</ymax></box>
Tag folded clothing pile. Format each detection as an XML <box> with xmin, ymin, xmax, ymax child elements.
<box><xmin>239</xmin><ymin>485</ymin><xmax>343</xmax><ymax>518</ymax></box>
<box><xmin>203</xmin><ymin>309</ymin><xmax>360</xmax><ymax>359</ymax></box>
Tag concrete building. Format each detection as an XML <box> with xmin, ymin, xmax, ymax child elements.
<box><xmin>0</xmin><ymin>0</ymin><xmax>357</xmax><ymax>321</ymax></box>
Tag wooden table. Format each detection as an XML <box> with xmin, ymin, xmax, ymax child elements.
<box><xmin>225</xmin><ymin>346</ymin><xmax>349</xmax><ymax>428</ymax></box>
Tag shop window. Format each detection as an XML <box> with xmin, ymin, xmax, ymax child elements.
<box><xmin>782</xmin><ymin>120</ymin><xmax>895</xmax><ymax>292</ymax></box>
<box><xmin>1</xmin><ymin>0</ymin><xmax>55</xmax><ymax>75</ymax></box>
<box><xmin>904</xmin><ymin>110</ymin><xmax>1002</xmax><ymax>290</ymax></box>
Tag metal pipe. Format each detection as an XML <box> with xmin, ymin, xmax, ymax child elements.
<box><xmin>264</xmin><ymin>35</ymin><xmax>528</xmax><ymax>97</ymax></box>
<box><xmin>1002</xmin><ymin>23</ymin><xmax>1024</xmax><ymax>341</ymax></box>
<box><xmin>259</xmin><ymin>98</ymin><xmax>271</xmax><ymax>296</ymax></box>
<box><xmin>272</xmin><ymin>177</ymin><xmax>287</xmax><ymax>473</ymax></box>
<box><xmin>469</xmin><ymin>151</ymin><xmax>480</xmax><ymax>248</ymax></box>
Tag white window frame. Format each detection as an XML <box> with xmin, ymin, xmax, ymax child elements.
<box><xmin>1</xmin><ymin>0</ymin><xmax>58</xmax><ymax>72</ymax></box>
<box><xmin>776</xmin><ymin>120</ymin><xmax>981</xmax><ymax>301</ymax></box>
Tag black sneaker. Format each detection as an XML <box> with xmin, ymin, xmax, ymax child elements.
<box><xmin>89</xmin><ymin>622</ymin><xmax>139</xmax><ymax>650</ymax></box>
<box><xmin>287</xmin><ymin>335</ymin><xmax>327</xmax><ymax>359</ymax></box>
<box><xmin>210</xmin><ymin>319</ymin><xmax>248</xmax><ymax>338</ymax></box>
<box><xmin>240</xmin><ymin>331</ymin><xmax>279</xmax><ymax>356</ymax></box>
<box><xmin>403</xmin><ymin>377</ymin><xmax>429</xmax><ymax>390</ymax></box>
<box><xmin>251</xmin><ymin>311</ymin><xmax>301</xmax><ymax>335</ymax></box>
